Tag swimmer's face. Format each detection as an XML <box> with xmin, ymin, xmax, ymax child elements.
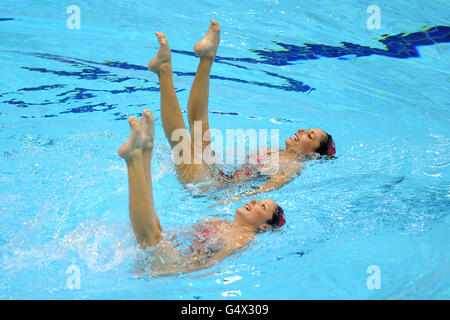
<box><xmin>235</xmin><ymin>199</ymin><xmax>278</xmax><ymax>231</ymax></box>
<box><xmin>285</xmin><ymin>128</ymin><xmax>327</xmax><ymax>157</ymax></box>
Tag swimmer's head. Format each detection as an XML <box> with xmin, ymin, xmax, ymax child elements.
<box><xmin>235</xmin><ymin>199</ymin><xmax>285</xmax><ymax>231</ymax></box>
<box><xmin>285</xmin><ymin>128</ymin><xmax>335</xmax><ymax>159</ymax></box>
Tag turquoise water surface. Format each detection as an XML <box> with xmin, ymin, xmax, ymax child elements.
<box><xmin>0</xmin><ymin>0</ymin><xmax>449</xmax><ymax>299</ymax></box>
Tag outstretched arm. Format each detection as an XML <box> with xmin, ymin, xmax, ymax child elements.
<box><xmin>244</xmin><ymin>170</ymin><xmax>298</xmax><ymax>198</ymax></box>
<box><xmin>228</xmin><ymin>162</ymin><xmax>302</xmax><ymax>203</ymax></box>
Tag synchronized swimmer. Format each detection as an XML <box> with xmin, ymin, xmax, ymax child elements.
<box><xmin>118</xmin><ymin>19</ymin><xmax>334</xmax><ymax>275</ymax></box>
<box><xmin>118</xmin><ymin>110</ymin><xmax>285</xmax><ymax>275</ymax></box>
<box><xmin>147</xmin><ymin>19</ymin><xmax>335</xmax><ymax>199</ymax></box>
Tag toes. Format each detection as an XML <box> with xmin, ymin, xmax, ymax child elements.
<box><xmin>142</xmin><ymin>110</ymin><xmax>154</xmax><ymax>129</ymax></box>
<box><xmin>128</xmin><ymin>117</ymin><xmax>141</xmax><ymax>131</ymax></box>
<box><xmin>142</xmin><ymin>109</ymin><xmax>154</xmax><ymax>121</ymax></box>
<box><xmin>128</xmin><ymin>116</ymin><xmax>138</xmax><ymax>124</ymax></box>
<box><xmin>142</xmin><ymin>110</ymin><xmax>155</xmax><ymax>138</ymax></box>
<box><xmin>210</xmin><ymin>19</ymin><xmax>220</xmax><ymax>31</ymax></box>
<box><xmin>154</xmin><ymin>32</ymin><xmax>168</xmax><ymax>45</ymax></box>
<box><xmin>119</xmin><ymin>118</ymin><xmax>141</xmax><ymax>159</ymax></box>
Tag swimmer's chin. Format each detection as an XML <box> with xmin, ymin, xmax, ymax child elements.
<box><xmin>235</xmin><ymin>206</ymin><xmax>249</xmax><ymax>217</ymax></box>
<box><xmin>284</xmin><ymin>138</ymin><xmax>289</xmax><ymax>148</ymax></box>
<box><xmin>285</xmin><ymin>138</ymin><xmax>295</xmax><ymax>151</ymax></box>
<box><xmin>234</xmin><ymin>207</ymin><xmax>249</xmax><ymax>226</ymax></box>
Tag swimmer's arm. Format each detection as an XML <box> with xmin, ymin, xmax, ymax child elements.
<box><xmin>209</xmin><ymin>165</ymin><xmax>300</xmax><ymax>207</ymax></box>
<box><xmin>234</xmin><ymin>163</ymin><xmax>301</xmax><ymax>199</ymax></box>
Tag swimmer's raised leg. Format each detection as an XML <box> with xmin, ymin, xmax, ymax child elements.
<box><xmin>141</xmin><ymin>109</ymin><xmax>161</xmax><ymax>232</ymax></box>
<box><xmin>187</xmin><ymin>19</ymin><xmax>221</xmax><ymax>149</ymax></box>
<box><xmin>148</xmin><ymin>32</ymin><xmax>188</xmax><ymax>150</ymax></box>
<box><xmin>148</xmin><ymin>32</ymin><xmax>210</xmax><ymax>184</ymax></box>
<box><xmin>119</xmin><ymin>116</ymin><xmax>161</xmax><ymax>247</ymax></box>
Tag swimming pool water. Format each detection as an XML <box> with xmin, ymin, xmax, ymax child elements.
<box><xmin>0</xmin><ymin>0</ymin><xmax>449</xmax><ymax>299</ymax></box>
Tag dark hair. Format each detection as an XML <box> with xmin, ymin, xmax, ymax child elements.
<box><xmin>316</xmin><ymin>133</ymin><xmax>332</xmax><ymax>156</ymax></box>
<box><xmin>267</xmin><ymin>205</ymin><xmax>284</xmax><ymax>227</ymax></box>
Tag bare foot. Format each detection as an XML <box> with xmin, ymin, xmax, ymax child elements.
<box><xmin>148</xmin><ymin>32</ymin><xmax>171</xmax><ymax>74</ymax></box>
<box><xmin>194</xmin><ymin>19</ymin><xmax>221</xmax><ymax>59</ymax></box>
<box><xmin>141</xmin><ymin>109</ymin><xmax>155</xmax><ymax>151</ymax></box>
<box><xmin>118</xmin><ymin>117</ymin><xmax>142</xmax><ymax>160</ymax></box>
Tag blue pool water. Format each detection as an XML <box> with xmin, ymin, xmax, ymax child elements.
<box><xmin>0</xmin><ymin>0</ymin><xmax>449</xmax><ymax>299</ymax></box>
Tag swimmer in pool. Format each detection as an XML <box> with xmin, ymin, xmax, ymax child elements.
<box><xmin>147</xmin><ymin>19</ymin><xmax>336</xmax><ymax>199</ymax></box>
<box><xmin>118</xmin><ymin>110</ymin><xmax>285</xmax><ymax>275</ymax></box>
